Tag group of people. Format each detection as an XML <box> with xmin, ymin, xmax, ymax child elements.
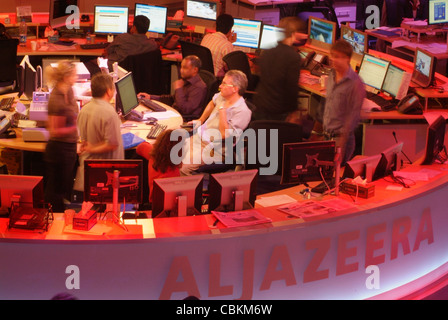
<box><xmin>42</xmin><ymin>10</ymin><xmax>366</xmax><ymax>212</ymax></box>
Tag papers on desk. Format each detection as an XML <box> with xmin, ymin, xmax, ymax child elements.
<box><xmin>391</xmin><ymin>40</ymin><xmax>447</xmax><ymax>54</ymax></box>
<box><xmin>212</xmin><ymin>210</ymin><xmax>272</xmax><ymax>228</ymax></box>
<box><xmin>255</xmin><ymin>194</ymin><xmax>297</xmax><ymax>207</ymax></box>
<box><xmin>362</xmin><ymin>98</ymin><xmax>382</xmax><ymax>112</ymax></box>
<box><xmin>122</xmin><ymin>132</ymin><xmax>145</xmax><ymax>149</ymax></box>
<box><xmin>143</xmin><ymin>110</ymin><xmax>179</xmax><ymax>120</ymax></box>
<box><xmin>277</xmin><ymin>198</ymin><xmax>355</xmax><ymax>218</ymax></box>
<box><xmin>424</xmin><ymin>111</ymin><xmax>448</xmax><ymax>125</ymax></box>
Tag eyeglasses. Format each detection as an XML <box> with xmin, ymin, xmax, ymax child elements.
<box><xmin>220</xmin><ymin>82</ymin><xmax>235</xmax><ymax>87</ymax></box>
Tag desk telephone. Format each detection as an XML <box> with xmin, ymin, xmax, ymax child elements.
<box><xmin>302</xmin><ymin>51</ymin><xmax>331</xmax><ymax>77</ymax></box>
<box><xmin>0</xmin><ymin>116</ymin><xmax>15</xmax><ymax>139</ymax></box>
<box><xmin>397</xmin><ymin>93</ymin><xmax>423</xmax><ymax>115</ymax></box>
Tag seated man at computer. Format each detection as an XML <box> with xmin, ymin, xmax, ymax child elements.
<box><xmin>179</xmin><ymin>70</ymin><xmax>252</xmax><ymax>176</ymax></box>
<box><xmin>310</xmin><ymin>39</ymin><xmax>365</xmax><ymax>165</ymax></box>
<box><xmin>137</xmin><ymin>55</ymin><xmax>207</xmax><ymax>122</ymax></box>
<box><xmin>74</xmin><ymin>73</ymin><xmax>124</xmax><ymax>191</ymax></box>
<box><xmin>201</xmin><ymin>13</ymin><xmax>237</xmax><ymax>78</ymax></box>
<box><xmin>253</xmin><ymin>16</ymin><xmax>306</xmax><ymax>121</ymax></box>
<box><xmin>105</xmin><ymin>15</ymin><xmax>158</xmax><ymax>70</ymax></box>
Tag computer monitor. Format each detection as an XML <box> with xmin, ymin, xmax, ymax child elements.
<box><xmin>134</xmin><ymin>3</ymin><xmax>168</xmax><ymax>35</ymax></box>
<box><xmin>232</xmin><ymin>18</ymin><xmax>263</xmax><ymax>50</ymax></box>
<box><xmin>208</xmin><ymin>169</ymin><xmax>257</xmax><ymax>212</ymax></box>
<box><xmin>152</xmin><ymin>175</ymin><xmax>204</xmax><ymax>218</ymax></box>
<box><xmin>184</xmin><ymin>0</ymin><xmax>219</xmax><ymax>29</ymax></box>
<box><xmin>0</xmin><ymin>175</ymin><xmax>44</xmax><ymax>211</ymax></box>
<box><xmin>429</xmin><ymin>0</ymin><xmax>448</xmax><ymax>25</ymax></box>
<box><xmin>374</xmin><ymin>142</ymin><xmax>404</xmax><ymax>179</ymax></box>
<box><xmin>280</xmin><ymin>141</ymin><xmax>336</xmax><ymax>185</ymax></box>
<box><xmin>343</xmin><ymin>154</ymin><xmax>382</xmax><ymax>183</ymax></box>
<box><xmin>412</xmin><ymin>48</ymin><xmax>436</xmax><ymax>88</ymax></box>
<box><xmin>19</xmin><ymin>56</ymin><xmax>37</xmax><ymax>101</ymax></box>
<box><xmin>307</xmin><ymin>16</ymin><xmax>337</xmax><ymax>52</ymax></box>
<box><xmin>94</xmin><ymin>5</ymin><xmax>129</xmax><ymax>35</ymax></box>
<box><xmin>422</xmin><ymin>115</ymin><xmax>447</xmax><ymax>164</ymax></box>
<box><xmin>340</xmin><ymin>25</ymin><xmax>367</xmax><ymax>57</ymax></box>
<box><xmin>115</xmin><ymin>72</ymin><xmax>140</xmax><ymax>120</ymax></box>
<box><xmin>259</xmin><ymin>24</ymin><xmax>285</xmax><ymax>50</ymax></box>
<box><xmin>49</xmin><ymin>0</ymin><xmax>79</xmax><ymax>28</ymax></box>
<box><xmin>382</xmin><ymin>64</ymin><xmax>407</xmax><ymax>98</ymax></box>
<box><xmin>83</xmin><ymin>159</ymin><xmax>143</xmax><ymax>204</ymax></box>
<box><xmin>358</xmin><ymin>53</ymin><xmax>391</xmax><ymax>91</ymax></box>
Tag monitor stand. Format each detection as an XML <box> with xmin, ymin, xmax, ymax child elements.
<box><xmin>124</xmin><ymin>109</ymin><xmax>144</xmax><ymax>122</ymax></box>
<box><xmin>110</xmin><ymin>169</ymin><xmax>128</xmax><ymax>231</ymax></box>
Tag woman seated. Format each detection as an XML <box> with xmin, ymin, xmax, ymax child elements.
<box><xmin>136</xmin><ymin>129</ymin><xmax>182</xmax><ymax>203</ymax></box>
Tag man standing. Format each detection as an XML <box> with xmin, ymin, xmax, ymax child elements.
<box><xmin>179</xmin><ymin>70</ymin><xmax>252</xmax><ymax>175</ymax></box>
<box><xmin>253</xmin><ymin>16</ymin><xmax>306</xmax><ymax>121</ymax></box>
<box><xmin>314</xmin><ymin>39</ymin><xmax>366</xmax><ymax>165</ymax></box>
<box><xmin>201</xmin><ymin>14</ymin><xmax>237</xmax><ymax>78</ymax></box>
<box><xmin>74</xmin><ymin>73</ymin><xmax>124</xmax><ymax>191</ymax></box>
<box><xmin>138</xmin><ymin>55</ymin><xmax>207</xmax><ymax>121</ymax></box>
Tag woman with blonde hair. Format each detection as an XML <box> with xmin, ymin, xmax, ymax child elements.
<box><xmin>43</xmin><ymin>60</ymin><xmax>79</xmax><ymax>212</ymax></box>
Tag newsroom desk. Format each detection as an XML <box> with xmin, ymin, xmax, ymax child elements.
<box><xmin>1</xmin><ymin>162</ymin><xmax>448</xmax><ymax>299</ymax></box>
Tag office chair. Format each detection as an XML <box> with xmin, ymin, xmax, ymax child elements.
<box><xmin>222</xmin><ymin>50</ymin><xmax>259</xmax><ymax>94</ymax></box>
<box><xmin>118</xmin><ymin>48</ymin><xmax>164</xmax><ymax>95</ymax></box>
<box><xmin>0</xmin><ymin>39</ymin><xmax>19</xmax><ymax>94</ymax></box>
<box><xmin>198</xmin><ymin>69</ymin><xmax>219</xmax><ymax>108</ymax></box>
<box><xmin>179</xmin><ymin>40</ymin><xmax>215</xmax><ymax>75</ymax></box>
<box><xmin>244</xmin><ymin>120</ymin><xmax>303</xmax><ymax>193</ymax></box>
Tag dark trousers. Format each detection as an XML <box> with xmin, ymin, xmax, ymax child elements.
<box><xmin>44</xmin><ymin>140</ymin><xmax>77</xmax><ymax>212</ymax></box>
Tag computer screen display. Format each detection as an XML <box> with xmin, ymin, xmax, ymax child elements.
<box><xmin>115</xmin><ymin>72</ymin><xmax>139</xmax><ymax>117</ymax></box>
<box><xmin>84</xmin><ymin>159</ymin><xmax>143</xmax><ymax>204</ymax></box>
<box><xmin>134</xmin><ymin>3</ymin><xmax>168</xmax><ymax>34</ymax></box>
<box><xmin>232</xmin><ymin>18</ymin><xmax>263</xmax><ymax>49</ymax></box>
<box><xmin>382</xmin><ymin>64</ymin><xmax>406</xmax><ymax>98</ymax></box>
<box><xmin>281</xmin><ymin>141</ymin><xmax>336</xmax><ymax>185</ymax></box>
<box><xmin>186</xmin><ymin>0</ymin><xmax>218</xmax><ymax>21</ymax></box>
<box><xmin>340</xmin><ymin>25</ymin><xmax>367</xmax><ymax>56</ymax></box>
<box><xmin>49</xmin><ymin>0</ymin><xmax>79</xmax><ymax>28</ymax></box>
<box><xmin>152</xmin><ymin>175</ymin><xmax>204</xmax><ymax>218</ymax></box>
<box><xmin>308</xmin><ymin>16</ymin><xmax>336</xmax><ymax>51</ymax></box>
<box><xmin>94</xmin><ymin>5</ymin><xmax>129</xmax><ymax>34</ymax></box>
<box><xmin>412</xmin><ymin>48</ymin><xmax>436</xmax><ymax>88</ymax></box>
<box><xmin>259</xmin><ymin>24</ymin><xmax>285</xmax><ymax>50</ymax></box>
<box><xmin>358</xmin><ymin>54</ymin><xmax>391</xmax><ymax>90</ymax></box>
<box><xmin>429</xmin><ymin>0</ymin><xmax>448</xmax><ymax>25</ymax></box>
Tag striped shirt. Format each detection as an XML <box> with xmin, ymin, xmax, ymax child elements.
<box><xmin>201</xmin><ymin>32</ymin><xmax>234</xmax><ymax>77</ymax></box>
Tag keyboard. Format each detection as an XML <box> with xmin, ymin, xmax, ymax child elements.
<box><xmin>80</xmin><ymin>42</ymin><xmax>109</xmax><ymax>49</ymax></box>
<box><xmin>139</xmin><ymin>98</ymin><xmax>166</xmax><ymax>112</ymax></box>
<box><xmin>366</xmin><ymin>92</ymin><xmax>398</xmax><ymax>111</ymax></box>
<box><xmin>146</xmin><ymin>123</ymin><xmax>167</xmax><ymax>139</ymax></box>
<box><xmin>0</xmin><ymin>97</ymin><xmax>14</xmax><ymax>110</ymax></box>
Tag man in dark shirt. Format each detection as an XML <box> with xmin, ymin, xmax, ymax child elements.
<box><xmin>253</xmin><ymin>16</ymin><xmax>306</xmax><ymax>121</ymax></box>
<box><xmin>138</xmin><ymin>55</ymin><xmax>207</xmax><ymax>121</ymax></box>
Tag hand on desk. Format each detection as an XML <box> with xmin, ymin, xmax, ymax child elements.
<box><xmin>137</xmin><ymin>92</ymin><xmax>151</xmax><ymax>100</ymax></box>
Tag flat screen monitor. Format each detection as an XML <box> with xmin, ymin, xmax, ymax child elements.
<box><xmin>429</xmin><ymin>0</ymin><xmax>448</xmax><ymax>25</ymax></box>
<box><xmin>152</xmin><ymin>175</ymin><xmax>204</xmax><ymax>218</ymax></box>
<box><xmin>186</xmin><ymin>0</ymin><xmax>218</xmax><ymax>21</ymax></box>
<box><xmin>0</xmin><ymin>175</ymin><xmax>44</xmax><ymax>210</ymax></box>
<box><xmin>134</xmin><ymin>3</ymin><xmax>168</xmax><ymax>35</ymax></box>
<box><xmin>19</xmin><ymin>56</ymin><xmax>37</xmax><ymax>101</ymax></box>
<box><xmin>280</xmin><ymin>141</ymin><xmax>336</xmax><ymax>185</ymax></box>
<box><xmin>308</xmin><ymin>16</ymin><xmax>337</xmax><ymax>52</ymax></box>
<box><xmin>84</xmin><ymin>159</ymin><xmax>143</xmax><ymax>204</ymax></box>
<box><xmin>115</xmin><ymin>72</ymin><xmax>139</xmax><ymax>118</ymax></box>
<box><xmin>94</xmin><ymin>5</ymin><xmax>129</xmax><ymax>35</ymax></box>
<box><xmin>232</xmin><ymin>18</ymin><xmax>263</xmax><ymax>49</ymax></box>
<box><xmin>340</xmin><ymin>25</ymin><xmax>367</xmax><ymax>57</ymax></box>
<box><xmin>422</xmin><ymin>115</ymin><xmax>447</xmax><ymax>164</ymax></box>
<box><xmin>374</xmin><ymin>142</ymin><xmax>403</xmax><ymax>179</ymax></box>
<box><xmin>412</xmin><ymin>48</ymin><xmax>436</xmax><ymax>88</ymax></box>
<box><xmin>358</xmin><ymin>53</ymin><xmax>391</xmax><ymax>91</ymax></box>
<box><xmin>382</xmin><ymin>64</ymin><xmax>407</xmax><ymax>98</ymax></box>
<box><xmin>259</xmin><ymin>24</ymin><xmax>285</xmax><ymax>50</ymax></box>
<box><xmin>49</xmin><ymin>0</ymin><xmax>79</xmax><ymax>28</ymax></box>
<box><xmin>343</xmin><ymin>154</ymin><xmax>382</xmax><ymax>183</ymax></box>
<box><xmin>208</xmin><ymin>169</ymin><xmax>257</xmax><ymax>212</ymax></box>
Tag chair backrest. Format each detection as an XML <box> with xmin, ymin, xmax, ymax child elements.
<box><xmin>118</xmin><ymin>48</ymin><xmax>164</xmax><ymax>95</ymax></box>
<box><xmin>245</xmin><ymin>120</ymin><xmax>303</xmax><ymax>176</ymax></box>
<box><xmin>0</xmin><ymin>39</ymin><xmax>19</xmax><ymax>83</ymax></box>
<box><xmin>222</xmin><ymin>50</ymin><xmax>256</xmax><ymax>91</ymax></box>
<box><xmin>198</xmin><ymin>69</ymin><xmax>219</xmax><ymax>109</ymax></box>
<box><xmin>179</xmin><ymin>40</ymin><xmax>215</xmax><ymax>75</ymax></box>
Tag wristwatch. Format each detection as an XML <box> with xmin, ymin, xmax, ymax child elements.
<box><xmin>218</xmin><ymin>106</ymin><xmax>225</xmax><ymax>110</ymax></box>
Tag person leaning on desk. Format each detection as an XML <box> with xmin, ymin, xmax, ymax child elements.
<box><xmin>309</xmin><ymin>39</ymin><xmax>365</xmax><ymax>166</ymax></box>
<box><xmin>137</xmin><ymin>55</ymin><xmax>207</xmax><ymax>122</ymax></box>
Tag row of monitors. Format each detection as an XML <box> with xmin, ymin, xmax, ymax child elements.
<box><xmin>358</xmin><ymin>47</ymin><xmax>436</xmax><ymax>99</ymax></box>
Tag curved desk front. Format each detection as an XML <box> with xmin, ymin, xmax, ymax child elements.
<box><xmin>1</xmin><ymin>163</ymin><xmax>448</xmax><ymax>300</ymax></box>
